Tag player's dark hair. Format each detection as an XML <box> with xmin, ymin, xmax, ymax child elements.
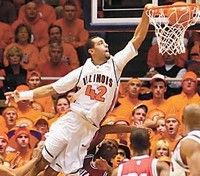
<box><xmin>130</xmin><ymin>128</ymin><xmax>150</xmax><ymax>153</ymax></box>
<box><xmin>85</xmin><ymin>36</ymin><xmax>99</xmax><ymax>55</ymax></box>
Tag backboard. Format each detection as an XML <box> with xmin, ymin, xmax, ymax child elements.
<box><xmin>83</xmin><ymin>0</ymin><xmax>200</xmax><ymax>31</ymax></box>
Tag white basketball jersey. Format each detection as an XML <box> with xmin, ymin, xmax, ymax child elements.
<box><xmin>172</xmin><ymin>130</ymin><xmax>200</xmax><ymax>174</ymax></box>
<box><xmin>52</xmin><ymin>42</ymin><xmax>137</xmax><ymax>127</ymax></box>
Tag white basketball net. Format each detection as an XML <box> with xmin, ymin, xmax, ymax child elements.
<box><xmin>146</xmin><ymin>5</ymin><xmax>200</xmax><ymax>55</ymax></box>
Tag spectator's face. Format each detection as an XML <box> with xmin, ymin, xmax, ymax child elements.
<box><xmin>0</xmin><ymin>138</ymin><xmax>8</xmax><ymax>154</ymax></box>
<box><xmin>35</xmin><ymin>122</ymin><xmax>48</xmax><ymax>135</ymax></box>
<box><xmin>182</xmin><ymin>79</ymin><xmax>197</xmax><ymax>95</ymax></box>
<box><xmin>63</xmin><ymin>5</ymin><xmax>76</xmax><ymax>21</ymax></box>
<box><xmin>16</xmin><ymin>134</ymin><xmax>29</xmax><ymax>148</ymax></box>
<box><xmin>112</xmin><ymin>148</ymin><xmax>126</xmax><ymax>167</ymax></box>
<box><xmin>165</xmin><ymin>117</ymin><xmax>179</xmax><ymax>135</ymax></box>
<box><xmin>131</xmin><ymin>108</ymin><xmax>146</xmax><ymax>125</ymax></box>
<box><xmin>8</xmin><ymin>53</ymin><xmax>21</xmax><ymax>65</ymax></box>
<box><xmin>151</xmin><ymin>81</ymin><xmax>166</xmax><ymax>99</ymax></box>
<box><xmin>163</xmin><ymin>53</ymin><xmax>175</xmax><ymax>64</ymax></box>
<box><xmin>13</xmin><ymin>0</ymin><xmax>25</xmax><ymax>5</ymax></box>
<box><xmin>156</xmin><ymin>119</ymin><xmax>166</xmax><ymax>134</ymax></box>
<box><xmin>66</xmin><ymin>91</ymin><xmax>76</xmax><ymax>103</ymax></box>
<box><xmin>17</xmin><ymin>26</ymin><xmax>29</xmax><ymax>43</ymax></box>
<box><xmin>4</xmin><ymin>110</ymin><xmax>17</xmax><ymax>127</ymax></box>
<box><xmin>156</xmin><ymin>145</ymin><xmax>169</xmax><ymax>157</ymax></box>
<box><xmin>27</xmin><ymin>75</ymin><xmax>41</xmax><ymax>89</ymax></box>
<box><xmin>56</xmin><ymin>98</ymin><xmax>70</xmax><ymax>115</ymax></box>
<box><xmin>25</xmin><ymin>3</ymin><xmax>38</xmax><ymax>20</ymax></box>
<box><xmin>49</xmin><ymin>27</ymin><xmax>62</xmax><ymax>43</ymax></box>
<box><xmin>190</xmin><ymin>52</ymin><xmax>200</xmax><ymax>62</ymax></box>
<box><xmin>127</xmin><ymin>81</ymin><xmax>141</xmax><ymax>98</ymax></box>
<box><xmin>49</xmin><ymin>47</ymin><xmax>63</xmax><ymax>64</ymax></box>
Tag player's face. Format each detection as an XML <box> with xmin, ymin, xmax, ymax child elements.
<box><xmin>16</xmin><ymin>134</ymin><xmax>29</xmax><ymax>148</ymax></box>
<box><xmin>90</xmin><ymin>37</ymin><xmax>110</xmax><ymax>61</ymax></box>
<box><xmin>97</xmin><ymin>139</ymin><xmax>118</xmax><ymax>162</ymax></box>
<box><xmin>4</xmin><ymin>110</ymin><xmax>17</xmax><ymax>127</ymax></box>
<box><xmin>156</xmin><ymin>145</ymin><xmax>169</xmax><ymax>157</ymax></box>
<box><xmin>156</xmin><ymin>119</ymin><xmax>166</xmax><ymax>134</ymax></box>
<box><xmin>151</xmin><ymin>81</ymin><xmax>166</xmax><ymax>99</ymax></box>
<box><xmin>182</xmin><ymin>79</ymin><xmax>197</xmax><ymax>95</ymax></box>
<box><xmin>0</xmin><ymin>138</ymin><xmax>8</xmax><ymax>154</ymax></box>
<box><xmin>165</xmin><ymin>118</ymin><xmax>179</xmax><ymax>135</ymax></box>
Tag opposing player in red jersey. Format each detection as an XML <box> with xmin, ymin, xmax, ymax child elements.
<box><xmin>112</xmin><ymin>128</ymin><xmax>170</xmax><ymax>176</ymax></box>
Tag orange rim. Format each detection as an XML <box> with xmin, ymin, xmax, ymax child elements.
<box><xmin>146</xmin><ymin>3</ymin><xmax>199</xmax><ymax>11</ymax></box>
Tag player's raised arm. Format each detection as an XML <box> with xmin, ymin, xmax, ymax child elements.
<box><xmin>131</xmin><ymin>4</ymin><xmax>155</xmax><ymax>50</ymax></box>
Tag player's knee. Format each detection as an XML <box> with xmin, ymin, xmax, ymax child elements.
<box><xmin>36</xmin><ymin>156</ymin><xmax>50</xmax><ymax>171</ymax></box>
<box><xmin>44</xmin><ymin>166</ymin><xmax>59</xmax><ymax>176</ymax></box>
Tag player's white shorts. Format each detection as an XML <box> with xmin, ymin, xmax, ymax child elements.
<box><xmin>42</xmin><ymin>111</ymin><xmax>99</xmax><ymax>174</ymax></box>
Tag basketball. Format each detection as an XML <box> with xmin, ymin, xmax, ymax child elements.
<box><xmin>166</xmin><ymin>1</ymin><xmax>193</xmax><ymax>26</ymax></box>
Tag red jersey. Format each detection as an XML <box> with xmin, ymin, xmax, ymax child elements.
<box><xmin>118</xmin><ymin>155</ymin><xmax>158</xmax><ymax>176</ymax></box>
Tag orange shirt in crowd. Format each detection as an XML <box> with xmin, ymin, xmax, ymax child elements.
<box><xmin>18</xmin><ymin>3</ymin><xmax>56</xmax><ymax>25</ymax></box>
<box><xmin>39</xmin><ymin>42</ymin><xmax>80</xmax><ymax>69</ymax></box>
<box><xmin>37</xmin><ymin>60</ymin><xmax>71</xmax><ymax>84</ymax></box>
<box><xmin>16</xmin><ymin>107</ymin><xmax>44</xmax><ymax>123</ymax></box>
<box><xmin>3</xmin><ymin>43</ymin><xmax>39</xmax><ymax>71</ymax></box>
<box><xmin>104</xmin><ymin>96</ymin><xmax>142</xmax><ymax>124</ymax></box>
<box><xmin>34</xmin><ymin>96</ymin><xmax>55</xmax><ymax>114</ymax></box>
<box><xmin>0</xmin><ymin>22</ymin><xmax>13</xmax><ymax>49</ymax></box>
<box><xmin>147</xmin><ymin>44</ymin><xmax>188</xmax><ymax>68</ymax></box>
<box><xmin>54</xmin><ymin>18</ymin><xmax>89</xmax><ymax>48</ymax></box>
<box><xmin>167</xmin><ymin>92</ymin><xmax>200</xmax><ymax>122</ymax></box>
<box><xmin>143</xmin><ymin>99</ymin><xmax>170</xmax><ymax>118</ymax></box>
<box><xmin>12</xmin><ymin>15</ymin><xmax>49</xmax><ymax>49</ymax></box>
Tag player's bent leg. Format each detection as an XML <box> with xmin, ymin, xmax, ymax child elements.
<box><xmin>43</xmin><ymin>166</ymin><xmax>59</xmax><ymax>176</ymax></box>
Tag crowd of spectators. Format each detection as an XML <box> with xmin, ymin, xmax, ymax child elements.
<box><xmin>0</xmin><ymin>0</ymin><xmax>199</xmax><ymax>175</ymax></box>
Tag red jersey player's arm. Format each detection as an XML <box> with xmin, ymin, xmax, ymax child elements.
<box><xmin>99</xmin><ymin>124</ymin><xmax>135</xmax><ymax>135</ymax></box>
<box><xmin>180</xmin><ymin>139</ymin><xmax>200</xmax><ymax>176</ymax></box>
<box><xmin>88</xmin><ymin>124</ymin><xmax>135</xmax><ymax>151</ymax></box>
